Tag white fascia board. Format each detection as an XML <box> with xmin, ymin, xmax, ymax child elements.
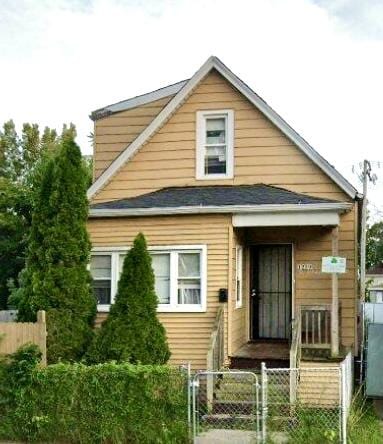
<box><xmin>87</xmin><ymin>56</ymin><xmax>218</xmax><ymax>199</ymax></box>
<box><xmin>210</xmin><ymin>58</ymin><xmax>357</xmax><ymax>199</ymax></box>
<box><xmin>232</xmin><ymin>211</ymin><xmax>340</xmax><ymax>227</ymax></box>
<box><xmin>89</xmin><ymin>202</ymin><xmax>353</xmax><ymax>218</ymax></box>
<box><xmin>88</xmin><ymin>55</ymin><xmax>358</xmax><ymax>200</ymax></box>
<box><xmin>97</xmin><ymin>80</ymin><xmax>187</xmax><ymax>116</ymax></box>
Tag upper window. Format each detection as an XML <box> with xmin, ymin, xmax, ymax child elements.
<box><xmin>196</xmin><ymin>110</ymin><xmax>234</xmax><ymax>179</ymax></box>
<box><xmin>90</xmin><ymin>246</ymin><xmax>207</xmax><ymax>313</ymax></box>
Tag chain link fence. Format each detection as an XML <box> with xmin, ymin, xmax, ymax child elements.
<box><xmin>187</xmin><ymin>364</ymin><xmax>349</xmax><ymax>443</ymax></box>
<box><xmin>263</xmin><ymin>366</ymin><xmax>342</xmax><ymax>443</ymax></box>
<box><xmin>191</xmin><ymin>371</ymin><xmax>261</xmax><ymax>443</ymax></box>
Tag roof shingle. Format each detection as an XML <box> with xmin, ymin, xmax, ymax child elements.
<box><xmin>91</xmin><ymin>184</ymin><xmax>339</xmax><ymax>211</ymax></box>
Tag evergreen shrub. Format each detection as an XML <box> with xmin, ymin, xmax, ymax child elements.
<box><xmin>87</xmin><ymin>233</ymin><xmax>170</xmax><ymax>364</ymax></box>
<box><xmin>16</xmin><ymin>135</ymin><xmax>96</xmax><ymax>362</ymax></box>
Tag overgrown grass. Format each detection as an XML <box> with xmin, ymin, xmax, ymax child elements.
<box><xmin>348</xmin><ymin>385</ymin><xmax>383</xmax><ymax>444</ymax></box>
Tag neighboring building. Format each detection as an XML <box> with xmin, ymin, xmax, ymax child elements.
<box><xmin>87</xmin><ymin>56</ymin><xmax>360</xmax><ymax>371</ymax></box>
<box><xmin>367</xmin><ymin>264</ymin><xmax>383</xmax><ymax>303</ymax></box>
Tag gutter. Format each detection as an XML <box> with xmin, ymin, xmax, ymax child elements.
<box><xmin>89</xmin><ymin>202</ymin><xmax>353</xmax><ymax>218</ymax></box>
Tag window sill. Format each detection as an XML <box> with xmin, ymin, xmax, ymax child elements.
<box><xmin>97</xmin><ymin>305</ymin><xmax>207</xmax><ymax>314</ymax></box>
<box><xmin>235</xmin><ymin>303</ymin><xmax>243</xmax><ymax>310</ymax></box>
<box><xmin>157</xmin><ymin>304</ymin><xmax>206</xmax><ymax>313</ymax></box>
<box><xmin>196</xmin><ymin>174</ymin><xmax>233</xmax><ymax>180</ymax></box>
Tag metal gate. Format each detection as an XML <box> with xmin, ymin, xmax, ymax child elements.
<box><xmin>191</xmin><ymin>371</ymin><xmax>262</xmax><ymax>442</ymax></box>
<box><xmin>187</xmin><ymin>365</ymin><xmax>348</xmax><ymax>443</ymax></box>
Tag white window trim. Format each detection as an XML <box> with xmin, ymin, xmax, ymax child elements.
<box><xmin>196</xmin><ymin>109</ymin><xmax>234</xmax><ymax>180</ymax></box>
<box><xmin>235</xmin><ymin>246</ymin><xmax>243</xmax><ymax>309</ymax></box>
<box><xmin>91</xmin><ymin>245</ymin><xmax>207</xmax><ymax>313</ymax></box>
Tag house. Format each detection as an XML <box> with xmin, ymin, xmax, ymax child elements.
<box><xmin>366</xmin><ymin>264</ymin><xmax>383</xmax><ymax>303</ymax></box>
<box><xmin>87</xmin><ymin>56</ymin><xmax>360</xmax><ymax>372</ymax></box>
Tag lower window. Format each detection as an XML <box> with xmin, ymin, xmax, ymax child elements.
<box><xmin>90</xmin><ymin>246</ymin><xmax>206</xmax><ymax>312</ymax></box>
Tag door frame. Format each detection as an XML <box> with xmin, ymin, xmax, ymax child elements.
<box><xmin>249</xmin><ymin>243</ymin><xmax>295</xmax><ymax>341</ymax></box>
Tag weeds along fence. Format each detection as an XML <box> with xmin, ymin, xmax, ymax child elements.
<box><xmin>0</xmin><ymin>310</ymin><xmax>46</xmax><ymax>364</ymax></box>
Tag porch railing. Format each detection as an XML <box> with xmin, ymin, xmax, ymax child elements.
<box><xmin>290</xmin><ymin>315</ymin><xmax>302</xmax><ymax>403</ymax></box>
<box><xmin>207</xmin><ymin>306</ymin><xmax>225</xmax><ymax>370</ymax></box>
<box><xmin>300</xmin><ymin>304</ymin><xmax>332</xmax><ymax>349</ymax></box>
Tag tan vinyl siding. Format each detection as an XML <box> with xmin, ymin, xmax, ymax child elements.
<box><xmin>92</xmin><ymin>70</ymin><xmax>349</xmax><ymax>202</ymax></box>
<box><xmin>230</xmin><ymin>231</ymin><xmax>248</xmax><ymax>355</ymax></box>
<box><xmin>93</xmin><ymin>96</ymin><xmax>175</xmax><ymax>180</ymax></box>
<box><xmin>88</xmin><ymin>214</ymin><xmax>231</xmax><ymax>369</ymax></box>
<box><xmin>244</xmin><ymin>206</ymin><xmax>358</xmax><ymax>350</ymax></box>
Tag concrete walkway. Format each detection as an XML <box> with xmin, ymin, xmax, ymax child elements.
<box><xmin>194</xmin><ymin>429</ymin><xmax>258</xmax><ymax>443</ymax></box>
<box><xmin>194</xmin><ymin>429</ymin><xmax>288</xmax><ymax>443</ymax></box>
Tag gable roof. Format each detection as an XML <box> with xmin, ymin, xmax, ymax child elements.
<box><xmin>90</xmin><ymin>79</ymin><xmax>188</xmax><ymax>121</ymax></box>
<box><xmin>89</xmin><ymin>184</ymin><xmax>352</xmax><ymax>217</ymax></box>
<box><xmin>88</xmin><ymin>56</ymin><xmax>358</xmax><ymax>200</ymax></box>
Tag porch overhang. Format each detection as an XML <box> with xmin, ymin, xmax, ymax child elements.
<box><xmin>232</xmin><ymin>204</ymin><xmax>351</xmax><ymax>227</ymax></box>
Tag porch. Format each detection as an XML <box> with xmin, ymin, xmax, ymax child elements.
<box><xmin>208</xmin><ymin>217</ymin><xmax>350</xmax><ymax>371</ymax></box>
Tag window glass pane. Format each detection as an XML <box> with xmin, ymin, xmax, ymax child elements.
<box><xmin>151</xmin><ymin>253</ymin><xmax>170</xmax><ymax>304</ymax></box>
<box><xmin>178</xmin><ymin>253</ymin><xmax>200</xmax><ymax>277</ymax></box>
<box><xmin>90</xmin><ymin>255</ymin><xmax>111</xmax><ymax>279</ymax></box>
<box><xmin>178</xmin><ymin>279</ymin><xmax>201</xmax><ymax>304</ymax></box>
<box><xmin>92</xmin><ymin>279</ymin><xmax>111</xmax><ymax>305</ymax></box>
<box><xmin>206</xmin><ymin>118</ymin><xmax>225</xmax><ymax>144</ymax></box>
<box><xmin>205</xmin><ymin>145</ymin><xmax>226</xmax><ymax>175</ymax></box>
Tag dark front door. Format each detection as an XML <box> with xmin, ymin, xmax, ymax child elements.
<box><xmin>251</xmin><ymin>245</ymin><xmax>292</xmax><ymax>340</ymax></box>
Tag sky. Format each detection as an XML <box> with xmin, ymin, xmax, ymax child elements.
<box><xmin>1</xmin><ymin>0</ymin><xmax>382</xmax><ymax>216</ymax></box>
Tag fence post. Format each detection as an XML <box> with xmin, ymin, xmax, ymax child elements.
<box><xmin>261</xmin><ymin>362</ymin><xmax>267</xmax><ymax>443</ymax></box>
<box><xmin>37</xmin><ymin>310</ymin><xmax>47</xmax><ymax>366</ymax></box>
<box><xmin>340</xmin><ymin>362</ymin><xmax>347</xmax><ymax>444</ymax></box>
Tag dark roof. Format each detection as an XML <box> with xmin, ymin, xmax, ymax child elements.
<box><xmin>367</xmin><ymin>264</ymin><xmax>383</xmax><ymax>275</ymax></box>
<box><xmin>91</xmin><ymin>184</ymin><xmax>339</xmax><ymax>210</ymax></box>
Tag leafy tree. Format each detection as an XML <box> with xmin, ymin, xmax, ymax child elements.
<box><xmin>0</xmin><ymin>121</ymin><xmax>58</xmax><ymax>308</ymax></box>
<box><xmin>16</xmin><ymin>134</ymin><xmax>96</xmax><ymax>363</ymax></box>
<box><xmin>87</xmin><ymin>233</ymin><xmax>170</xmax><ymax>364</ymax></box>
<box><xmin>0</xmin><ymin>120</ymin><xmax>92</xmax><ymax>309</ymax></box>
<box><xmin>367</xmin><ymin>221</ymin><xmax>383</xmax><ymax>270</ymax></box>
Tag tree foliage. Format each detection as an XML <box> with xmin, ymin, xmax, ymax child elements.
<box><xmin>15</xmin><ymin>134</ymin><xmax>96</xmax><ymax>363</ymax></box>
<box><xmin>0</xmin><ymin>121</ymin><xmax>93</xmax><ymax>309</ymax></box>
<box><xmin>0</xmin><ymin>121</ymin><xmax>58</xmax><ymax>308</ymax></box>
<box><xmin>87</xmin><ymin>233</ymin><xmax>170</xmax><ymax>364</ymax></box>
<box><xmin>367</xmin><ymin>221</ymin><xmax>383</xmax><ymax>270</ymax></box>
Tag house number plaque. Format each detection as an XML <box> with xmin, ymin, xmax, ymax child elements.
<box><xmin>297</xmin><ymin>263</ymin><xmax>314</xmax><ymax>272</ymax></box>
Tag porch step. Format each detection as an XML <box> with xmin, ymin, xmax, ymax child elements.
<box><xmin>213</xmin><ymin>401</ymin><xmax>257</xmax><ymax>415</ymax></box>
<box><xmin>230</xmin><ymin>357</ymin><xmax>289</xmax><ymax>370</ymax></box>
<box><xmin>201</xmin><ymin>413</ymin><xmax>257</xmax><ymax>428</ymax></box>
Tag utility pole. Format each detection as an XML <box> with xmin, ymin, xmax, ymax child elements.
<box><xmin>360</xmin><ymin>159</ymin><xmax>371</xmax><ymax>303</ymax></box>
<box><xmin>358</xmin><ymin>159</ymin><xmax>377</xmax><ymax>384</ymax></box>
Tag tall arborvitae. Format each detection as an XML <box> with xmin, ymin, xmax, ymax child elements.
<box><xmin>87</xmin><ymin>233</ymin><xmax>170</xmax><ymax>364</ymax></box>
<box><xmin>17</xmin><ymin>133</ymin><xmax>96</xmax><ymax>363</ymax></box>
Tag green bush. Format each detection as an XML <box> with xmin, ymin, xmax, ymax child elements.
<box><xmin>16</xmin><ymin>133</ymin><xmax>96</xmax><ymax>363</ymax></box>
<box><xmin>0</xmin><ymin>345</ymin><xmax>188</xmax><ymax>443</ymax></box>
<box><xmin>87</xmin><ymin>233</ymin><xmax>170</xmax><ymax>365</ymax></box>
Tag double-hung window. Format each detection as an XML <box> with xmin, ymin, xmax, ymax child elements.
<box><xmin>153</xmin><ymin>247</ymin><xmax>206</xmax><ymax>312</ymax></box>
<box><xmin>90</xmin><ymin>254</ymin><xmax>112</xmax><ymax>307</ymax></box>
<box><xmin>196</xmin><ymin>110</ymin><xmax>234</xmax><ymax>179</ymax></box>
<box><xmin>90</xmin><ymin>246</ymin><xmax>207</xmax><ymax>313</ymax></box>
